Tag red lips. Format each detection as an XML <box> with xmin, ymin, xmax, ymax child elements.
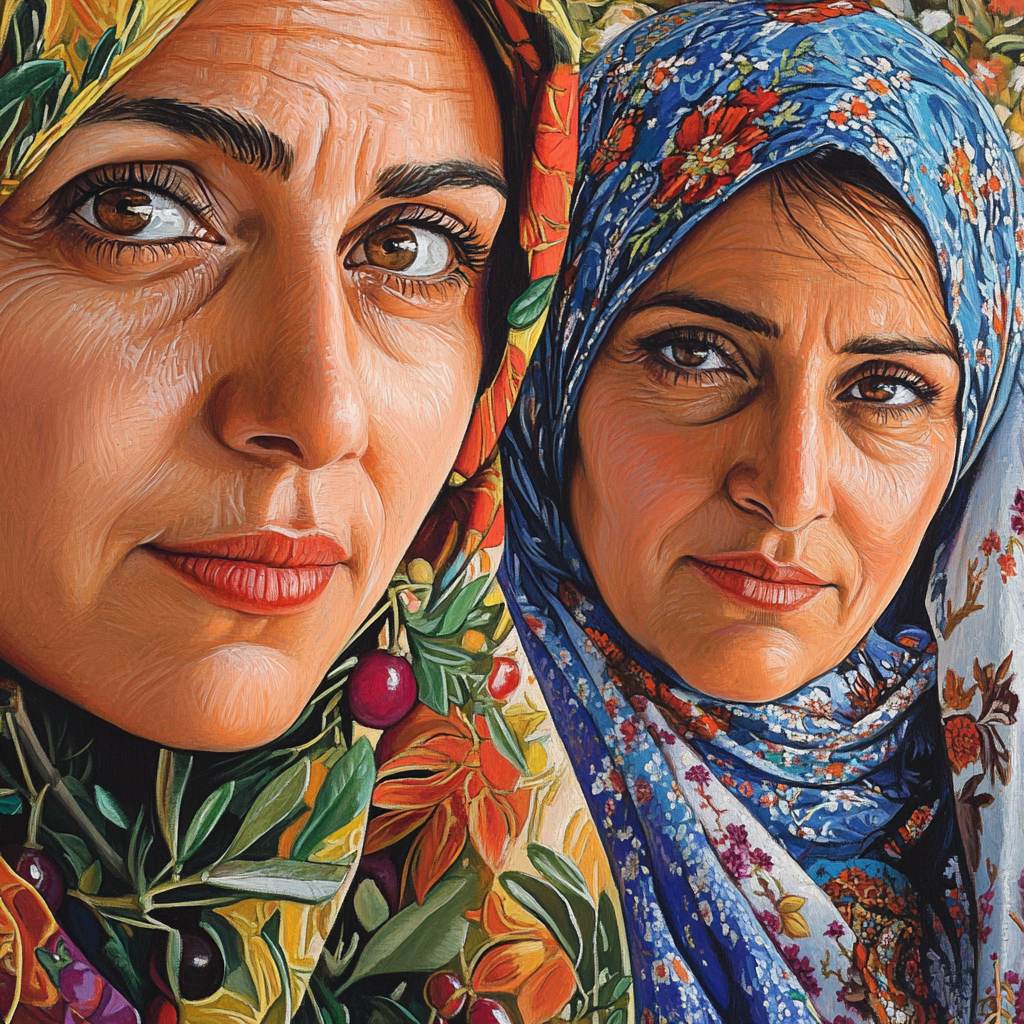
<box><xmin>146</xmin><ymin>532</ymin><xmax>347</xmax><ymax>615</ymax></box>
<box><xmin>688</xmin><ymin>552</ymin><xmax>830</xmax><ymax>612</ymax></box>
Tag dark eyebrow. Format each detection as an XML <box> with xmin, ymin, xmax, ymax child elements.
<box><xmin>839</xmin><ymin>335</ymin><xmax>959</xmax><ymax>361</ymax></box>
<box><xmin>630</xmin><ymin>290</ymin><xmax>781</xmax><ymax>339</ymax></box>
<box><xmin>77</xmin><ymin>96</ymin><xmax>294</xmax><ymax>178</ymax></box>
<box><xmin>373</xmin><ymin>161</ymin><xmax>507</xmax><ymax>200</ymax></box>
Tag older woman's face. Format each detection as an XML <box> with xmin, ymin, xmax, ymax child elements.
<box><xmin>569</xmin><ymin>178</ymin><xmax>960</xmax><ymax>702</ymax></box>
<box><xmin>0</xmin><ymin>0</ymin><xmax>505</xmax><ymax>749</ymax></box>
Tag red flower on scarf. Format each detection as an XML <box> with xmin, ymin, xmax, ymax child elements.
<box><xmin>989</xmin><ymin>0</ymin><xmax>1024</xmax><ymax>17</ymax></box>
<box><xmin>655</xmin><ymin>88</ymin><xmax>778</xmax><ymax>207</ymax></box>
<box><xmin>589</xmin><ymin>108</ymin><xmax>645</xmax><ymax>178</ymax></box>
<box><xmin>765</xmin><ymin>0</ymin><xmax>871</xmax><ymax>23</ymax></box>
<box><xmin>944</xmin><ymin>714</ymin><xmax>982</xmax><ymax>772</ymax></box>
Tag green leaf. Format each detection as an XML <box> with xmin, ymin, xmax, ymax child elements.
<box><xmin>155</xmin><ymin>750</ymin><xmax>193</xmax><ymax>863</ymax></box>
<box><xmin>367</xmin><ymin>998</ymin><xmax>423</xmax><ymax>1024</ymax></box>
<box><xmin>508</xmin><ymin>275</ymin><xmax>556</xmax><ymax>330</ymax></box>
<box><xmin>598</xmin><ymin>890</ymin><xmax>625</xmax><ymax>975</ymax></box>
<box><xmin>500</xmin><ymin>871</ymin><xmax>583</xmax><ymax>967</ymax></box>
<box><xmin>80</xmin><ymin>26</ymin><xmax>122</xmax><ymax>87</ymax></box>
<box><xmin>485</xmin><ymin>706</ymin><xmax>528</xmax><ymax>775</ymax></box>
<box><xmin>411</xmin><ymin>650</ymin><xmax>448</xmax><ymax>714</ymax></box>
<box><xmin>527</xmin><ymin>843</ymin><xmax>594</xmax><ymax>908</ymax></box>
<box><xmin>165</xmin><ymin>928</ymin><xmax>182</xmax><ymax>1001</ymax></box>
<box><xmin>94</xmin><ymin>785</ymin><xmax>130</xmax><ymax>829</ymax></box>
<box><xmin>353</xmin><ymin>878</ymin><xmax>390</xmax><ymax>932</ymax></box>
<box><xmin>343</xmin><ymin>875</ymin><xmax>472</xmax><ymax>987</ymax></box>
<box><xmin>310</xmin><ymin>977</ymin><xmax>350</xmax><ymax>1024</ymax></box>
<box><xmin>46</xmin><ymin>829</ymin><xmax>92</xmax><ymax>879</ymax></box>
<box><xmin>79</xmin><ymin>860</ymin><xmax>102</xmax><ymax>894</ymax></box>
<box><xmin>0</xmin><ymin>791</ymin><xmax>22</xmax><ymax>815</ymax></box>
<box><xmin>261</xmin><ymin>910</ymin><xmax>292</xmax><ymax>1024</ymax></box>
<box><xmin>606</xmin><ymin>1010</ymin><xmax>627</xmax><ymax>1024</ymax></box>
<box><xmin>611</xmin><ymin>976</ymin><xmax>632</xmax><ymax>1002</ymax></box>
<box><xmin>0</xmin><ymin>60</ymin><xmax>64</xmax><ymax>121</ymax></box>
<box><xmin>180</xmin><ymin>781</ymin><xmax>234</xmax><ymax>863</ymax></box>
<box><xmin>203</xmin><ymin>858</ymin><xmax>350</xmax><ymax>903</ymax></box>
<box><xmin>290</xmin><ymin>740</ymin><xmax>373</xmax><ymax>862</ymax></box>
<box><xmin>438</xmin><ymin>574</ymin><xmax>492</xmax><ymax>636</ymax></box>
<box><xmin>221</xmin><ymin>757</ymin><xmax>309</xmax><ymax>862</ymax></box>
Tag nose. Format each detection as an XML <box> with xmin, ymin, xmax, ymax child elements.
<box><xmin>209</xmin><ymin>250</ymin><xmax>368</xmax><ymax>470</ymax></box>
<box><xmin>725</xmin><ymin>387</ymin><xmax>833</xmax><ymax>532</ymax></box>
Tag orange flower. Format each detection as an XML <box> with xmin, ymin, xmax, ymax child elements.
<box><xmin>468</xmin><ymin>890</ymin><xmax>577</xmax><ymax>1024</ymax></box>
<box><xmin>945</xmin><ymin>714</ymin><xmax>982</xmax><ymax>772</ymax></box>
<box><xmin>367</xmin><ymin>706</ymin><xmax>530</xmax><ymax>903</ymax></box>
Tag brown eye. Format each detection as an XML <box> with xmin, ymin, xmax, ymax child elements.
<box><xmin>93</xmin><ymin>187</ymin><xmax>154</xmax><ymax>234</ymax></box>
<box><xmin>365</xmin><ymin>225</ymin><xmax>419</xmax><ymax>271</ymax></box>
<box><xmin>650</xmin><ymin>328</ymin><xmax>733</xmax><ymax>375</ymax></box>
<box><xmin>844</xmin><ymin>376</ymin><xmax>919</xmax><ymax>406</ymax></box>
<box><xmin>668</xmin><ymin>341</ymin><xmax>713</xmax><ymax>367</ymax></box>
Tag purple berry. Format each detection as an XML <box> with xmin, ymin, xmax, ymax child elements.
<box><xmin>348</xmin><ymin>651</ymin><xmax>417</xmax><ymax>728</ymax></box>
<box><xmin>2</xmin><ymin>845</ymin><xmax>65</xmax><ymax>910</ymax></box>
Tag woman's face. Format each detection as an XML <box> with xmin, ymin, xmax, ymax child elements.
<box><xmin>0</xmin><ymin>0</ymin><xmax>505</xmax><ymax>749</ymax></box>
<box><xmin>569</xmin><ymin>178</ymin><xmax>960</xmax><ymax>702</ymax></box>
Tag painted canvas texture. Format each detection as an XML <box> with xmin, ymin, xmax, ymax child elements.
<box><xmin>0</xmin><ymin>2</ymin><xmax>1021</xmax><ymax>1024</ymax></box>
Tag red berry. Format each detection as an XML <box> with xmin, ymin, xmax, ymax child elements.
<box><xmin>468</xmin><ymin>998</ymin><xmax>514</xmax><ymax>1024</ymax></box>
<box><xmin>486</xmin><ymin>657</ymin><xmax>520</xmax><ymax>700</ymax></box>
<box><xmin>348</xmin><ymin>651</ymin><xmax>417</xmax><ymax>728</ymax></box>
<box><xmin>424</xmin><ymin>971</ymin><xmax>467</xmax><ymax>1017</ymax></box>
<box><xmin>144</xmin><ymin>995</ymin><xmax>179</xmax><ymax>1024</ymax></box>
<box><xmin>2</xmin><ymin>845</ymin><xmax>65</xmax><ymax>910</ymax></box>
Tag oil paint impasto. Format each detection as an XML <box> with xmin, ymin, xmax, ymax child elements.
<box><xmin>0</xmin><ymin>1</ymin><xmax>1021</xmax><ymax>1022</ymax></box>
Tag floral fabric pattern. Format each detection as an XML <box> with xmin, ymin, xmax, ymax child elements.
<box><xmin>500</xmin><ymin>3</ymin><xmax>1024</xmax><ymax>1021</ymax></box>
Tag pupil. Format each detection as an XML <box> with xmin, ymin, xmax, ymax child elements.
<box><xmin>366</xmin><ymin>226</ymin><xmax>419</xmax><ymax>272</ymax></box>
<box><xmin>864</xmin><ymin>378</ymin><xmax>896</xmax><ymax>401</ymax></box>
<box><xmin>94</xmin><ymin>188</ymin><xmax>154</xmax><ymax>235</ymax></box>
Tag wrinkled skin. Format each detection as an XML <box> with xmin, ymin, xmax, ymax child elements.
<box><xmin>570</xmin><ymin>178</ymin><xmax>960</xmax><ymax>701</ymax></box>
<box><xmin>0</xmin><ymin>0</ymin><xmax>505</xmax><ymax>749</ymax></box>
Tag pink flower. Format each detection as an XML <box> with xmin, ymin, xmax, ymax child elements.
<box><xmin>824</xmin><ymin>920</ymin><xmax>845</xmax><ymax>939</ymax></box>
<box><xmin>1011</xmin><ymin>489</ymin><xmax>1024</xmax><ymax>536</ymax></box>
<box><xmin>685</xmin><ymin>764</ymin><xmax>711</xmax><ymax>785</ymax></box>
<box><xmin>782</xmin><ymin>945</ymin><xmax>822</xmax><ymax>997</ymax></box>
<box><xmin>751</xmin><ymin>848</ymin><xmax>774</xmax><ymax>871</ymax></box>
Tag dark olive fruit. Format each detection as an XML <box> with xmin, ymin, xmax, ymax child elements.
<box><xmin>2</xmin><ymin>845</ymin><xmax>65</xmax><ymax>910</ymax></box>
<box><xmin>348</xmin><ymin>650</ymin><xmax>417</xmax><ymax>729</ymax></box>
<box><xmin>467</xmin><ymin>998</ymin><xmax>514</xmax><ymax>1024</ymax></box>
<box><xmin>424</xmin><ymin>971</ymin><xmax>467</xmax><ymax>1017</ymax></box>
<box><xmin>177</xmin><ymin>928</ymin><xmax>225</xmax><ymax>1001</ymax></box>
<box><xmin>486</xmin><ymin>657</ymin><xmax>520</xmax><ymax>700</ymax></box>
<box><xmin>357</xmin><ymin>850</ymin><xmax>401</xmax><ymax>915</ymax></box>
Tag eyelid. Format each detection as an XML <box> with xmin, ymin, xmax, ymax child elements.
<box><xmin>835</xmin><ymin>358</ymin><xmax>940</xmax><ymax>402</ymax></box>
<box><xmin>637</xmin><ymin>324</ymin><xmax>749</xmax><ymax>377</ymax></box>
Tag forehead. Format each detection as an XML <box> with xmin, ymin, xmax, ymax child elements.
<box><xmin>110</xmin><ymin>0</ymin><xmax>503</xmax><ymax>179</ymax></box>
<box><xmin>643</xmin><ymin>177</ymin><xmax>950</xmax><ymax>340</ymax></box>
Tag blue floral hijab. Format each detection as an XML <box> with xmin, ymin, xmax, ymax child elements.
<box><xmin>499</xmin><ymin>3</ymin><xmax>1024</xmax><ymax>1021</ymax></box>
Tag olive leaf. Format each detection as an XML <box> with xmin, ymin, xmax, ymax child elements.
<box><xmin>343</xmin><ymin>874</ymin><xmax>473</xmax><ymax>988</ymax></box>
<box><xmin>484</xmin><ymin>706</ymin><xmax>529</xmax><ymax>775</ymax></box>
<box><xmin>155</xmin><ymin>750</ymin><xmax>193</xmax><ymax>864</ymax></box>
<box><xmin>501</xmin><ymin>870</ymin><xmax>584</xmax><ymax>968</ymax></box>
<box><xmin>261</xmin><ymin>909</ymin><xmax>293</xmax><ymax>1024</ymax></box>
<box><xmin>221</xmin><ymin>757</ymin><xmax>310</xmax><ymax>863</ymax></box>
<box><xmin>508</xmin><ymin>275</ymin><xmax>556</xmax><ymax>330</ymax></box>
<box><xmin>290</xmin><ymin>740</ymin><xmax>373</xmax><ymax>863</ymax></box>
<box><xmin>527</xmin><ymin>843</ymin><xmax>594</xmax><ymax>908</ymax></box>
<box><xmin>203</xmin><ymin>858</ymin><xmax>352</xmax><ymax>903</ymax></box>
<box><xmin>94</xmin><ymin>785</ymin><xmax>130</xmax><ymax>829</ymax></box>
<box><xmin>179</xmin><ymin>780</ymin><xmax>234</xmax><ymax>864</ymax></box>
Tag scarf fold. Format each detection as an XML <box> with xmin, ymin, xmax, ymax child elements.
<box><xmin>500</xmin><ymin>4</ymin><xmax>1024</xmax><ymax>1021</ymax></box>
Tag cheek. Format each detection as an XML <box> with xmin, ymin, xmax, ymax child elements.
<box><xmin>834</xmin><ymin>418</ymin><xmax>958</xmax><ymax>593</ymax></box>
<box><xmin>574</xmin><ymin>386</ymin><xmax>721</xmax><ymax>572</ymax></box>
<box><xmin>361</xmin><ymin>320</ymin><xmax>481</xmax><ymax>542</ymax></box>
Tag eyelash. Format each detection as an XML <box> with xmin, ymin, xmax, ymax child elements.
<box><xmin>634</xmin><ymin>331</ymin><xmax>941</xmax><ymax>419</ymax></box>
<box><xmin>636</xmin><ymin>327</ymin><xmax>743</xmax><ymax>385</ymax></box>
<box><xmin>348</xmin><ymin>203</ymin><xmax>491</xmax><ymax>300</ymax></box>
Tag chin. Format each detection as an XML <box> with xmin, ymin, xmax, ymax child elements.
<box><xmin>667</xmin><ymin>625</ymin><xmax>816</xmax><ymax>703</ymax></box>
<box><xmin>66</xmin><ymin>643</ymin><xmax>322</xmax><ymax>751</ymax></box>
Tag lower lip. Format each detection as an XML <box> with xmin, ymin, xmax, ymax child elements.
<box><xmin>690</xmin><ymin>559</ymin><xmax>827</xmax><ymax>612</ymax></box>
<box><xmin>148</xmin><ymin>550</ymin><xmax>338</xmax><ymax>615</ymax></box>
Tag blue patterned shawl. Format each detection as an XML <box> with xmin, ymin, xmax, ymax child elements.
<box><xmin>499</xmin><ymin>4</ymin><xmax>1024</xmax><ymax>1022</ymax></box>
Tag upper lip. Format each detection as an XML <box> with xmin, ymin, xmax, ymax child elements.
<box><xmin>689</xmin><ymin>552</ymin><xmax>828</xmax><ymax>587</ymax></box>
<box><xmin>148</xmin><ymin>532</ymin><xmax>348</xmax><ymax>567</ymax></box>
